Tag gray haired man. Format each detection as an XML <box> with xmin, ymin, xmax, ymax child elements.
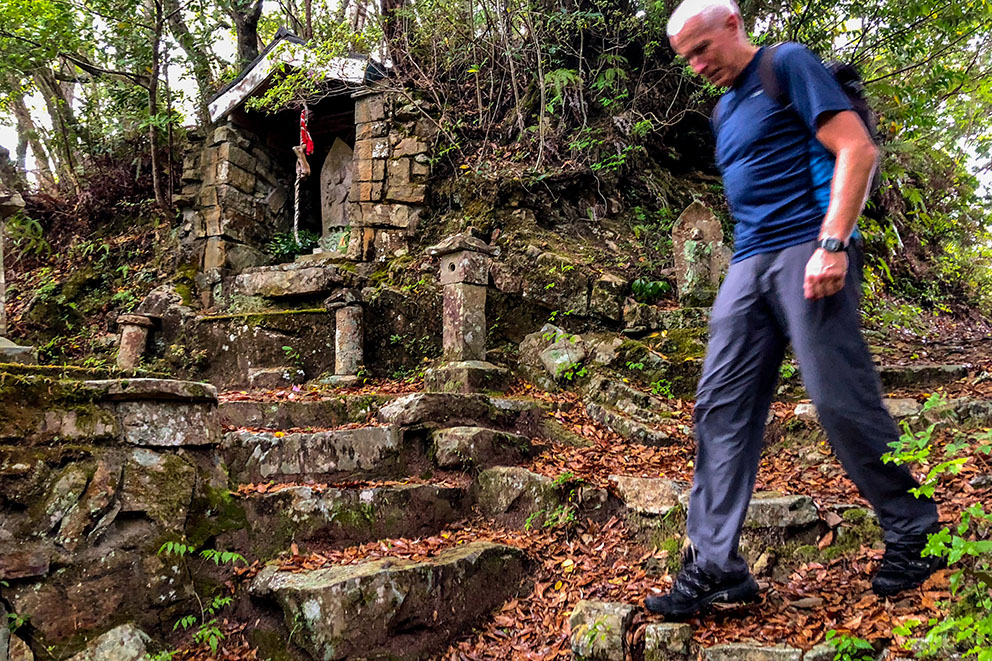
<box><xmin>648</xmin><ymin>0</ymin><xmax>942</xmax><ymax>619</ymax></box>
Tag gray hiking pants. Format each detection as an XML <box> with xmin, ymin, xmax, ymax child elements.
<box><xmin>687</xmin><ymin>238</ymin><xmax>938</xmax><ymax>576</ymax></box>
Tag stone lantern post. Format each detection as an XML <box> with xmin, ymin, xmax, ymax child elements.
<box><xmin>324</xmin><ymin>288</ymin><xmax>364</xmax><ymax>386</ymax></box>
<box><xmin>116</xmin><ymin>314</ymin><xmax>156</xmax><ymax>370</ymax></box>
<box><xmin>424</xmin><ymin>232</ymin><xmax>508</xmax><ymax>393</ymax></box>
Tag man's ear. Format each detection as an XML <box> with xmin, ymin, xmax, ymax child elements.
<box><xmin>724</xmin><ymin>12</ymin><xmax>741</xmax><ymax>33</ymax></box>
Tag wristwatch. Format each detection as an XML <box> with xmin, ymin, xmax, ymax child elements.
<box><xmin>817</xmin><ymin>237</ymin><xmax>847</xmax><ymax>253</ymax></box>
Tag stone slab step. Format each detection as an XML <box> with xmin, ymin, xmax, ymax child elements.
<box><xmin>249</xmin><ymin>540</ymin><xmax>526</xmax><ymax>661</ymax></box>
<box><xmin>222</xmin><ymin>427</ymin><xmax>403</xmax><ymax>482</ymax></box>
<box><xmin>432</xmin><ymin>426</ymin><xmax>535</xmax><ymax>469</ymax></box>
<box><xmin>377</xmin><ymin>393</ymin><xmax>544</xmax><ymax>434</ymax></box>
<box><xmin>584</xmin><ymin>401</ymin><xmax>673</xmax><ymax>446</ymax></box>
<box><xmin>878</xmin><ymin>363</ymin><xmax>969</xmax><ymax>390</ymax></box>
<box><xmin>240</xmin><ymin>483</ymin><xmax>468</xmax><ymax>558</ymax></box>
<box><xmin>570</xmin><ymin>600</ymin><xmax>692</xmax><ymax>661</ymax></box>
<box><xmin>218</xmin><ymin>395</ymin><xmax>393</xmax><ymax>429</ymax></box>
<box><xmin>584</xmin><ymin>376</ymin><xmax>673</xmax><ymax>424</ymax></box>
<box><xmin>0</xmin><ymin>337</ymin><xmax>37</xmax><ymax>365</ymax></box>
<box><xmin>622</xmin><ymin>303</ymin><xmax>711</xmax><ymax>331</ymax></box>
<box><xmin>229</xmin><ymin>263</ymin><xmax>351</xmax><ymax>298</ymax></box>
<box><xmin>472</xmin><ymin>466</ymin><xmax>612</xmax><ymax>528</ymax></box>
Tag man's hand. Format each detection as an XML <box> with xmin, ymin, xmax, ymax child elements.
<box><xmin>804</xmin><ymin>248</ymin><xmax>847</xmax><ymax>300</ymax></box>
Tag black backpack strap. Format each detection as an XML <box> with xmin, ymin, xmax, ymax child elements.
<box><xmin>758</xmin><ymin>43</ymin><xmax>788</xmax><ymax>106</ymax></box>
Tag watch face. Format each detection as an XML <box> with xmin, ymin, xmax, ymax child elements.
<box><xmin>820</xmin><ymin>238</ymin><xmax>844</xmax><ymax>252</ymax></box>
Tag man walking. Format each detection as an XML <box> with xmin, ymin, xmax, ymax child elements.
<box><xmin>647</xmin><ymin>0</ymin><xmax>943</xmax><ymax>619</ymax></box>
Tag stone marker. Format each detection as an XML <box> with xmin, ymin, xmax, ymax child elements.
<box><xmin>324</xmin><ymin>288</ymin><xmax>364</xmax><ymax>386</ymax></box>
<box><xmin>115</xmin><ymin>314</ymin><xmax>155</xmax><ymax>369</ymax></box>
<box><xmin>671</xmin><ymin>202</ymin><xmax>730</xmax><ymax>307</ymax></box>
<box><xmin>424</xmin><ymin>232</ymin><xmax>508</xmax><ymax>393</ymax></box>
<box><xmin>320</xmin><ymin>138</ymin><xmax>354</xmax><ymax>238</ymax></box>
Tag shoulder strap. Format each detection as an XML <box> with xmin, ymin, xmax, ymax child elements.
<box><xmin>758</xmin><ymin>43</ymin><xmax>787</xmax><ymax>106</ymax></box>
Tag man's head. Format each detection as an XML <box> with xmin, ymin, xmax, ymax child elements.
<box><xmin>667</xmin><ymin>0</ymin><xmax>755</xmax><ymax>88</ymax></box>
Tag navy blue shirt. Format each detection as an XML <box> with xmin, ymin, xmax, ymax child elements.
<box><xmin>713</xmin><ymin>43</ymin><xmax>852</xmax><ymax>262</ymax></box>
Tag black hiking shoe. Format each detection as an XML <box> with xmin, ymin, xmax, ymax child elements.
<box><xmin>871</xmin><ymin>534</ymin><xmax>946</xmax><ymax>597</ymax></box>
<box><xmin>644</xmin><ymin>557</ymin><xmax>760</xmax><ymax>619</ymax></box>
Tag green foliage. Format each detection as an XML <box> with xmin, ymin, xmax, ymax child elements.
<box><xmin>631</xmin><ymin>278</ymin><xmax>672</xmax><ymax>304</ymax></box>
<box><xmin>825</xmin><ymin>630</ymin><xmax>875</xmax><ymax>661</ymax></box>
<box><xmin>649</xmin><ymin>378</ymin><xmax>672</xmax><ymax>398</ymax></box>
<box><xmin>265</xmin><ymin>230</ymin><xmax>320</xmax><ymax>263</ymax></box>
<box><xmin>879</xmin><ymin>395</ymin><xmax>992</xmax><ymax>658</ymax></box>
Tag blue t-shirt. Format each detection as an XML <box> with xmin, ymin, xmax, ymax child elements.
<box><xmin>712</xmin><ymin>43</ymin><xmax>852</xmax><ymax>262</ymax></box>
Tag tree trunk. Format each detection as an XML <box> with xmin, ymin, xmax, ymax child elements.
<box><xmin>229</xmin><ymin>0</ymin><xmax>263</xmax><ymax>71</ymax></box>
<box><xmin>8</xmin><ymin>85</ymin><xmax>56</xmax><ymax>192</ymax></box>
<box><xmin>148</xmin><ymin>0</ymin><xmax>167</xmax><ymax>209</ymax></box>
<box><xmin>32</xmin><ymin>67</ymin><xmax>80</xmax><ymax>191</ymax></box>
<box><xmin>164</xmin><ymin>0</ymin><xmax>215</xmax><ymax>126</ymax></box>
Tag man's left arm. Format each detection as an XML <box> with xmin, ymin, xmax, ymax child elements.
<box><xmin>804</xmin><ymin>110</ymin><xmax>879</xmax><ymax>300</ymax></box>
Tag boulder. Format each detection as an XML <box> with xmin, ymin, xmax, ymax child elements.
<box><xmin>671</xmin><ymin>202</ymin><xmax>730</xmax><ymax>307</ymax></box>
<box><xmin>744</xmin><ymin>493</ymin><xmax>819</xmax><ymax>529</ymax></box>
<box><xmin>539</xmin><ymin>339</ymin><xmax>587</xmax><ymax>380</ymax></box>
<box><xmin>644</xmin><ymin>622</ymin><xmax>693</xmax><ymax>660</ymax></box>
<box><xmin>67</xmin><ymin>624</ymin><xmax>150</xmax><ymax>661</ymax></box>
<box><xmin>472</xmin><ymin>466</ymin><xmax>561</xmax><ymax>518</ymax></box>
<box><xmin>432</xmin><ymin>427</ymin><xmax>534</xmax><ymax>469</ymax></box>
<box><xmin>250</xmin><ymin>541</ymin><xmax>526</xmax><ymax>660</ymax></box>
<box><xmin>0</xmin><ymin>541</ymin><xmax>51</xmax><ymax>581</ymax></box>
<box><xmin>7</xmin><ymin>636</ymin><xmax>31</xmax><ymax>661</ymax></box>
<box><xmin>609</xmin><ymin>476</ymin><xmax>684</xmax><ymax>516</ymax></box>
<box><xmin>569</xmin><ymin>600</ymin><xmax>636</xmax><ymax>661</ymax></box>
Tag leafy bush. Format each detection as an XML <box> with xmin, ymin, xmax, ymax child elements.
<box><xmin>265</xmin><ymin>230</ymin><xmax>320</xmax><ymax>262</ymax></box>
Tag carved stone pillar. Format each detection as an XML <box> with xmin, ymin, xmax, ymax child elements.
<box><xmin>116</xmin><ymin>314</ymin><xmax>155</xmax><ymax>370</ymax></box>
<box><xmin>324</xmin><ymin>288</ymin><xmax>364</xmax><ymax>386</ymax></box>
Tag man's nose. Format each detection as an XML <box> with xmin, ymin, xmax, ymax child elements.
<box><xmin>691</xmin><ymin>58</ymin><xmax>706</xmax><ymax>75</ymax></box>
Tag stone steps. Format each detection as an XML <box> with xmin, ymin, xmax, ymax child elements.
<box><xmin>222</xmin><ymin>426</ymin><xmax>406</xmax><ymax>482</ymax></box>
<box><xmin>238</xmin><ymin>482</ymin><xmax>469</xmax><ymax>558</ymax></box>
<box><xmin>775</xmin><ymin>395</ymin><xmax>992</xmax><ymax>447</ymax></box>
<box><xmin>249</xmin><ymin>540</ymin><xmax>527</xmax><ymax>661</ymax></box>
<box><xmin>570</xmin><ymin>600</ymin><xmax>840</xmax><ymax>660</ymax></box>
<box><xmin>431</xmin><ymin>426</ymin><xmax>536</xmax><ymax>469</ymax></box>
<box><xmin>218</xmin><ymin>394</ymin><xmax>394</xmax><ymax>429</ymax></box>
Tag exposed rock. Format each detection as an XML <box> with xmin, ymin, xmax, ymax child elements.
<box><xmin>473</xmin><ymin>466</ymin><xmax>560</xmax><ymax>520</ymax></box>
<box><xmin>432</xmin><ymin>426</ymin><xmax>534</xmax><ymax>468</ymax></box>
<box><xmin>377</xmin><ymin>393</ymin><xmax>516</xmax><ymax>429</ymax></box>
<box><xmin>424</xmin><ymin>360</ymin><xmax>510</xmax><ymax>395</ymax></box>
<box><xmin>247</xmin><ymin>366</ymin><xmax>302</xmax><ymax>389</ymax></box>
<box><xmin>970</xmin><ymin>473</ymin><xmax>992</xmax><ymax>489</ymax></box>
<box><xmin>588</xmin><ymin>336</ymin><xmax>625</xmax><ymax>365</ymax></box>
<box><xmin>81</xmin><ymin>378</ymin><xmax>217</xmax><ymax>402</ymax></box>
<box><xmin>700</xmin><ymin>644</ymin><xmax>802</xmax><ymax>660</ymax></box>
<box><xmin>671</xmin><ymin>202</ymin><xmax>731</xmax><ymax>307</ymax></box>
<box><xmin>219</xmin><ymin>396</ymin><xmax>389</xmax><ymax>429</ymax></box>
<box><xmin>250</xmin><ymin>541</ymin><xmax>526</xmax><ymax>660</ymax></box>
<box><xmin>744</xmin><ymin>493</ymin><xmax>819</xmax><ymax>529</ymax></box>
<box><xmin>230</xmin><ymin>265</ymin><xmax>345</xmax><ymax>297</ymax></box>
<box><xmin>114</xmin><ymin>401</ymin><xmax>219</xmax><ymax>447</ymax></box>
<box><xmin>644</xmin><ymin>622</ymin><xmax>693</xmax><ymax>660</ymax></box>
<box><xmin>590</xmin><ymin>274</ymin><xmax>627</xmax><ymax>322</ymax></box>
<box><xmin>136</xmin><ymin>284</ymin><xmax>183</xmax><ymax>318</ymax></box>
<box><xmin>120</xmin><ymin>449</ymin><xmax>195</xmax><ymax>529</ymax></box>
<box><xmin>802</xmin><ymin>643</ymin><xmax>836</xmax><ymax>661</ymax></box>
<box><xmin>539</xmin><ymin>338</ymin><xmax>587</xmax><ymax>379</ymax></box>
<box><xmin>7</xmin><ymin>636</ymin><xmax>31</xmax><ymax>661</ymax></box>
<box><xmin>67</xmin><ymin>624</ymin><xmax>150</xmax><ymax>661</ymax></box>
<box><xmin>58</xmin><ymin>461</ymin><xmax>119</xmax><ymax>550</ymax></box>
<box><xmin>584</xmin><ymin>401</ymin><xmax>671</xmax><ymax>446</ymax></box>
<box><xmin>241</xmin><ymin>484</ymin><xmax>468</xmax><ymax>557</ymax></box>
<box><xmin>878</xmin><ymin>363</ymin><xmax>968</xmax><ymax>389</ymax></box>
<box><xmin>609</xmin><ymin>476</ymin><xmax>684</xmax><ymax>516</ymax></box>
<box><xmin>0</xmin><ymin>541</ymin><xmax>51</xmax><ymax>580</ymax></box>
<box><xmin>623</xmin><ymin>302</ymin><xmax>710</xmax><ymax>331</ymax></box>
<box><xmin>223</xmin><ymin>427</ymin><xmax>402</xmax><ymax>482</ymax></box>
<box><xmin>1</xmin><ymin>601</ymin><xmax>8</xmax><ymax>661</ymax></box>
<box><xmin>793</xmin><ymin>403</ymin><xmax>818</xmax><ymax>423</ymax></box>
<box><xmin>40</xmin><ymin>464</ymin><xmax>90</xmax><ymax>533</ymax></box>
<box><xmin>0</xmin><ymin>338</ymin><xmax>37</xmax><ymax>365</ymax></box>
<box><xmin>569</xmin><ymin>600</ymin><xmax>636</xmax><ymax>661</ymax></box>
<box><xmin>585</xmin><ymin>376</ymin><xmax>672</xmax><ymax>421</ymax></box>
<box><xmin>884</xmin><ymin>398</ymin><xmax>923</xmax><ymax>419</ymax></box>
